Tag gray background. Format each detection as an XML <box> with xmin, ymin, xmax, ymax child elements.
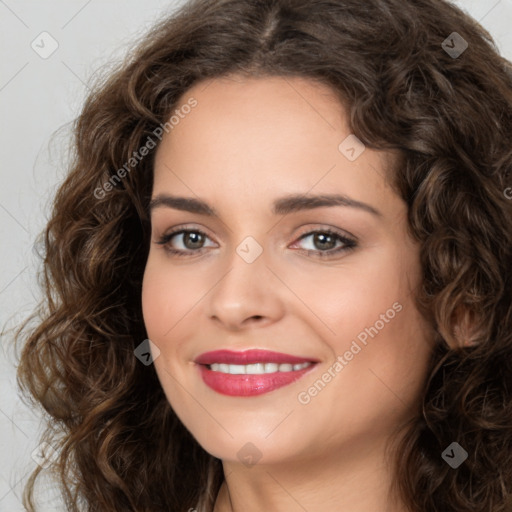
<box><xmin>1</xmin><ymin>1</ymin><xmax>511</xmax><ymax>510</ymax></box>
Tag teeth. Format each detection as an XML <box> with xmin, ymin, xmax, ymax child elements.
<box><xmin>209</xmin><ymin>362</ymin><xmax>312</xmax><ymax>374</ymax></box>
<box><xmin>264</xmin><ymin>363</ymin><xmax>278</xmax><ymax>373</ymax></box>
<box><xmin>246</xmin><ymin>363</ymin><xmax>265</xmax><ymax>373</ymax></box>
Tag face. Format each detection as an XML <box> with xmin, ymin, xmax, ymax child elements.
<box><xmin>142</xmin><ymin>74</ymin><xmax>435</xmax><ymax>466</ymax></box>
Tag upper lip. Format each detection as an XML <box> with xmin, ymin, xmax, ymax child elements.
<box><xmin>195</xmin><ymin>349</ymin><xmax>318</xmax><ymax>366</ymax></box>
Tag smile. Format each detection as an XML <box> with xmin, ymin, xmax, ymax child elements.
<box><xmin>195</xmin><ymin>349</ymin><xmax>318</xmax><ymax>396</ymax></box>
<box><xmin>208</xmin><ymin>362</ymin><xmax>312</xmax><ymax>374</ymax></box>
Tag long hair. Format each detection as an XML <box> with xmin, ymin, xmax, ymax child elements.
<box><xmin>15</xmin><ymin>0</ymin><xmax>512</xmax><ymax>510</ymax></box>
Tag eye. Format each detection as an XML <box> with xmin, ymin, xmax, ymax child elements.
<box><xmin>155</xmin><ymin>226</ymin><xmax>357</xmax><ymax>259</ymax></box>
<box><xmin>156</xmin><ymin>228</ymin><xmax>216</xmax><ymax>257</ymax></box>
<box><xmin>290</xmin><ymin>229</ymin><xmax>357</xmax><ymax>259</ymax></box>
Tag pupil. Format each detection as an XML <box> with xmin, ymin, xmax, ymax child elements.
<box><xmin>185</xmin><ymin>232</ymin><xmax>204</xmax><ymax>249</ymax></box>
<box><xmin>315</xmin><ymin>233</ymin><xmax>335</xmax><ymax>250</ymax></box>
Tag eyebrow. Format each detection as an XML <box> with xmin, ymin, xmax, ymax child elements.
<box><xmin>148</xmin><ymin>193</ymin><xmax>382</xmax><ymax>217</ymax></box>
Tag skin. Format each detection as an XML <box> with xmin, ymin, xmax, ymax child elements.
<box><xmin>141</xmin><ymin>74</ymin><xmax>437</xmax><ymax>512</ymax></box>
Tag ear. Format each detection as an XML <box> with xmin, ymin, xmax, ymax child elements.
<box><xmin>451</xmin><ymin>306</ymin><xmax>480</xmax><ymax>348</ymax></box>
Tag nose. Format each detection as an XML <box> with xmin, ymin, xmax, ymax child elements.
<box><xmin>205</xmin><ymin>245</ymin><xmax>286</xmax><ymax>331</ymax></box>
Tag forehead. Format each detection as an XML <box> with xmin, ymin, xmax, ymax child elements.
<box><xmin>166</xmin><ymin>74</ymin><xmax>349</xmax><ymax>154</ymax></box>
<box><xmin>152</xmin><ymin>74</ymin><xmax>399</xmax><ymax>216</ymax></box>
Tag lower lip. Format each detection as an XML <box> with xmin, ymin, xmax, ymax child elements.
<box><xmin>198</xmin><ymin>364</ymin><xmax>315</xmax><ymax>396</ymax></box>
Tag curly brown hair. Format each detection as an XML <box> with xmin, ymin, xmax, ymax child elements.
<box><xmin>14</xmin><ymin>0</ymin><xmax>512</xmax><ymax>510</ymax></box>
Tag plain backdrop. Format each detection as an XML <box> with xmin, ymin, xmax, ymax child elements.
<box><xmin>1</xmin><ymin>1</ymin><xmax>511</xmax><ymax>510</ymax></box>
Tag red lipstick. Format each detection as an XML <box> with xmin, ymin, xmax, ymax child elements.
<box><xmin>195</xmin><ymin>349</ymin><xmax>317</xmax><ymax>396</ymax></box>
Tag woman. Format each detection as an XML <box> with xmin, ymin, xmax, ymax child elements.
<box><xmin>15</xmin><ymin>0</ymin><xmax>512</xmax><ymax>511</ymax></box>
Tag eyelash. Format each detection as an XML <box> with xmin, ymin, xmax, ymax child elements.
<box><xmin>155</xmin><ymin>226</ymin><xmax>357</xmax><ymax>259</ymax></box>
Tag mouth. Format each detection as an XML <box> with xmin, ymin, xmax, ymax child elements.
<box><xmin>208</xmin><ymin>361</ymin><xmax>313</xmax><ymax>374</ymax></box>
<box><xmin>195</xmin><ymin>349</ymin><xmax>318</xmax><ymax>396</ymax></box>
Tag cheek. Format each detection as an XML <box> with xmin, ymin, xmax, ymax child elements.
<box><xmin>141</xmin><ymin>255</ymin><xmax>202</xmax><ymax>339</ymax></box>
<box><xmin>141</xmin><ymin>261</ymin><xmax>169</xmax><ymax>340</ymax></box>
<box><xmin>141</xmin><ymin>259</ymin><xmax>195</xmax><ymax>400</ymax></box>
<box><xmin>288</xmin><ymin>249</ymin><xmax>408</xmax><ymax>342</ymax></box>
<box><xmin>296</xmin><ymin>247</ymin><xmax>430</xmax><ymax>379</ymax></box>
<box><xmin>329</xmin><ymin>287</ymin><xmax>431</xmax><ymax>410</ymax></box>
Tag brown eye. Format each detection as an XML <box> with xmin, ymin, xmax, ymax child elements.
<box><xmin>180</xmin><ymin>231</ymin><xmax>205</xmax><ymax>249</ymax></box>
<box><xmin>292</xmin><ymin>229</ymin><xmax>357</xmax><ymax>259</ymax></box>
<box><xmin>156</xmin><ymin>228</ymin><xmax>216</xmax><ymax>257</ymax></box>
<box><xmin>311</xmin><ymin>232</ymin><xmax>337</xmax><ymax>250</ymax></box>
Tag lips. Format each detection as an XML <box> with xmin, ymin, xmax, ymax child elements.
<box><xmin>195</xmin><ymin>349</ymin><xmax>318</xmax><ymax>396</ymax></box>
